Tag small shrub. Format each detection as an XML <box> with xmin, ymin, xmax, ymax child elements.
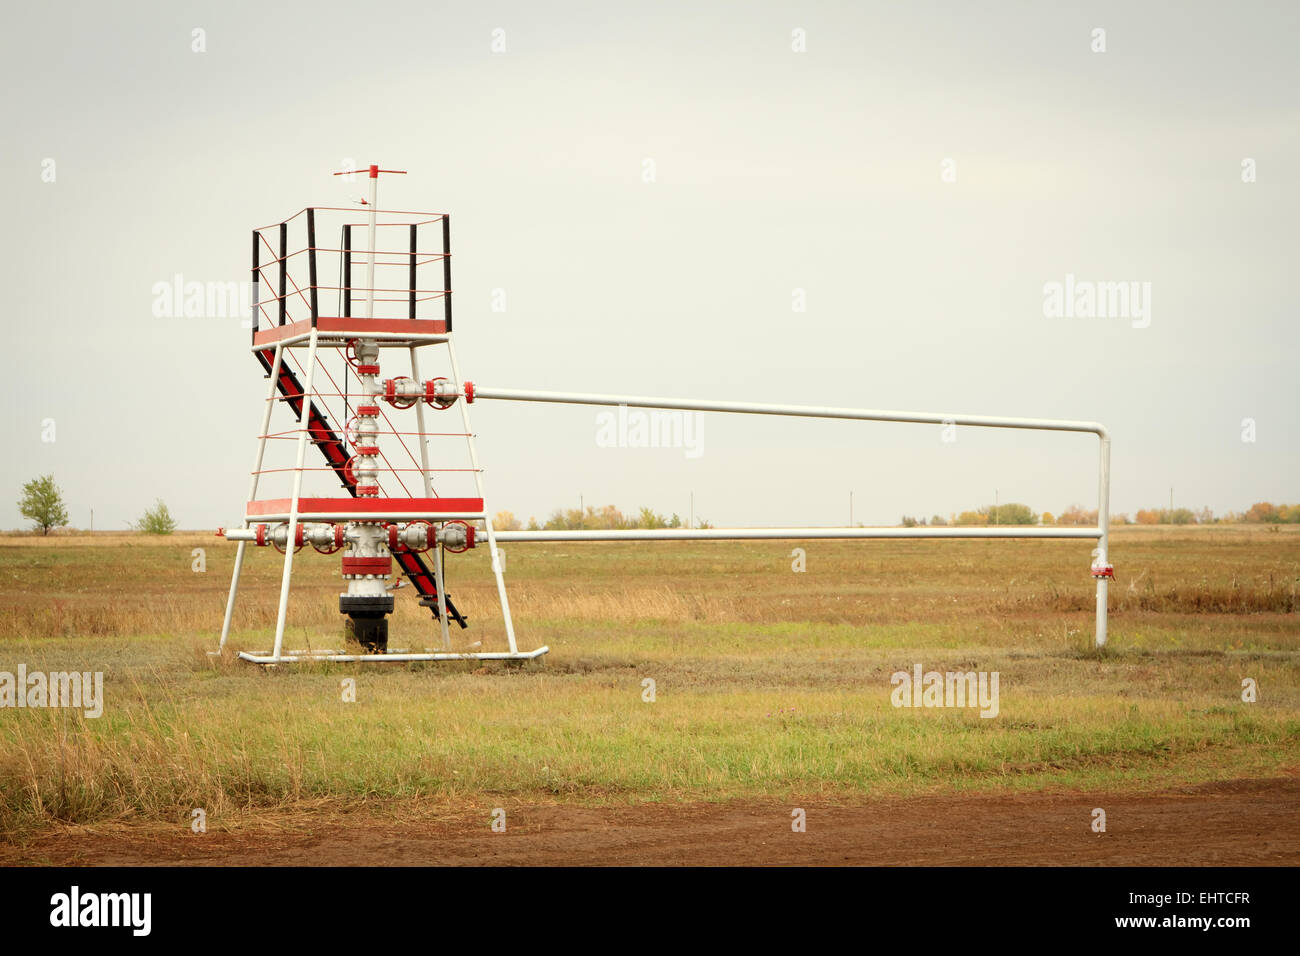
<box><xmin>134</xmin><ymin>499</ymin><xmax>177</xmax><ymax>535</ymax></box>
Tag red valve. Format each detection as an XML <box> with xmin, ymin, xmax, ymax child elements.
<box><xmin>408</xmin><ymin>518</ymin><xmax>434</xmax><ymax>553</ymax></box>
<box><xmin>313</xmin><ymin>524</ymin><xmax>345</xmax><ymax>555</ymax></box>
<box><xmin>386</xmin><ymin>521</ymin><xmax>438</xmax><ymax>553</ymax></box>
<box><xmin>382</xmin><ymin>376</ymin><xmax>418</xmax><ymax>409</ymax></box>
<box><xmin>424</xmin><ymin>377</ymin><xmax>457</xmax><ymax>410</ymax></box>
<box><xmin>344</xmin><ymin>341</ymin><xmax>379</xmax><ymax>374</ymax></box>
<box><xmin>442</xmin><ymin>519</ymin><xmax>475</xmax><ymax>554</ymax></box>
<box><xmin>271</xmin><ymin>523</ymin><xmax>305</xmax><ymax>554</ymax></box>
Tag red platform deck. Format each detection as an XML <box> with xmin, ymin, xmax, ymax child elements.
<box><xmin>253</xmin><ymin>317</ymin><xmax>448</xmax><ymax>347</ymax></box>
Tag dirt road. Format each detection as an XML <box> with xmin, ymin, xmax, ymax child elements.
<box><xmin>5</xmin><ymin>777</ymin><xmax>1296</xmax><ymax>866</ymax></box>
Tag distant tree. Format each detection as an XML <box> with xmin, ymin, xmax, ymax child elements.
<box><xmin>638</xmin><ymin>506</ymin><xmax>668</xmax><ymax>529</ymax></box>
<box><xmin>544</xmin><ymin>504</ymin><xmax>644</xmax><ymax>530</ymax></box>
<box><xmin>668</xmin><ymin>513</ymin><xmax>682</xmax><ymax>528</ymax></box>
<box><xmin>1246</xmin><ymin>501</ymin><xmax>1281</xmax><ymax>523</ymax></box>
<box><xmin>493</xmin><ymin>510</ymin><xmax>522</xmax><ymax>531</ymax></box>
<box><xmin>955</xmin><ymin>510</ymin><xmax>988</xmax><ymax>526</ymax></box>
<box><xmin>929</xmin><ymin>514</ymin><xmax>948</xmax><ymax>527</ymax></box>
<box><xmin>1280</xmin><ymin>504</ymin><xmax>1300</xmax><ymax>524</ymax></box>
<box><xmin>1112</xmin><ymin>513</ymin><xmax>1132</xmax><ymax>525</ymax></box>
<box><xmin>1134</xmin><ymin>506</ymin><xmax>1197</xmax><ymax>524</ymax></box>
<box><xmin>19</xmin><ymin>474</ymin><xmax>69</xmax><ymax>535</ymax></box>
<box><xmin>1041</xmin><ymin>511</ymin><xmax>1056</xmax><ymax>526</ymax></box>
<box><xmin>1058</xmin><ymin>504</ymin><xmax>1099</xmax><ymax>526</ymax></box>
<box><xmin>1195</xmin><ymin>506</ymin><xmax>1215</xmax><ymax>525</ymax></box>
<box><xmin>544</xmin><ymin>507</ymin><xmax>583</xmax><ymax>530</ymax></box>
<box><xmin>592</xmin><ymin>504</ymin><xmax>627</xmax><ymax>529</ymax></box>
<box><xmin>133</xmin><ymin>499</ymin><xmax>177</xmax><ymax>535</ymax></box>
<box><xmin>901</xmin><ymin>516</ymin><xmax>919</xmax><ymax>527</ymax></box>
<box><xmin>526</xmin><ymin>515</ymin><xmax>540</xmax><ymax>531</ymax></box>
<box><xmin>984</xmin><ymin>502</ymin><xmax>1037</xmax><ymax>526</ymax></box>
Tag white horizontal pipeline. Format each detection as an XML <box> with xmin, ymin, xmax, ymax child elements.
<box><xmin>493</xmin><ymin>527</ymin><xmax>1102</xmax><ymax>542</ymax></box>
<box><xmin>474</xmin><ymin>382</ymin><xmax>1112</xmax><ymax>650</ymax></box>
<box><xmin>471</xmin><ymin>386</ymin><xmax>1110</xmax><ymax>438</ymax></box>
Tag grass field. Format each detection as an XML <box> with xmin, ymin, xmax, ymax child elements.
<box><xmin>1</xmin><ymin>525</ymin><xmax>1297</xmax><ymax>861</ymax></box>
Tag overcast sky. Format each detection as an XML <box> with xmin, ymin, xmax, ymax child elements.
<box><xmin>3</xmin><ymin>0</ymin><xmax>1296</xmax><ymax>531</ymax></box>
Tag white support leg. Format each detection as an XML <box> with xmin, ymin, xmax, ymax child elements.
<box><xmin>409</xmin><ymin>346</ymin><xmax>434</xmax><ymax>499</ymax></box>
<box><xmin>410</xmin><ymin>344</ymin><xmax>451</xmax><ymax>650</ymax></box>
<box><xmin>434</xmin><ymin>546</ymin><xmax>451</xmax><ymax>651</ymax></box>
<box><xmin>219</xmin><ymin>541</ymin><xmax>248</xmax><ymax>652</ymax></box>
<box><xmin>446</xmin><ymin>338</ymin><xmax>518</xmax><ymax>654</ymax></box>
<box><xmin>221</xmin><ymin>343</ymin><xmax>285</xmax><ymax>651</ymax></box>
<box><xmin>271</xmin><ymin>330</ymin><xmax>320</xmax><ymax>662</ymax></box>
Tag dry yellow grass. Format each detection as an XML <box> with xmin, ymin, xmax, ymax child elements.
<box><xmin>2</xmin><ymin>525</ymin><xmax>1297</xmax><ymax>643</ymax></box>
<box><xmin>0</xmin><ymin>525</ymin><xmax>1296</xmax><ymax>836</ymax></box>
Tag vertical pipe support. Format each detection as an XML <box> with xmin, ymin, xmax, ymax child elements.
<box><xmin>365</xmin><ymin>167</ymin><xmax>378</xmax><ymax>322</ymax></box>
<box><xmin>1094</xmin><ymin>432</ymin><xmax>1112</xmax><ymax>648</ymax></box>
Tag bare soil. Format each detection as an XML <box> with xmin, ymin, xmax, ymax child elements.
<box><xmin>5</xmin><ymin>776</ymin><xmax>1296</xmax><ymax>866</ymax></box>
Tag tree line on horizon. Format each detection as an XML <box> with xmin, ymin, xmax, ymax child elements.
<box><xmin>493</xmin><ymin>505</ymin><xmax>712</xmax><ymax>531</ymax></box>
<box><xmin>13</xmin><ymin>474</ymin><xmax>1298</xmax><ymax>536</ymax></box>
<box><xmin>902</xmin><ymin>501</ymin><xmax>1300</xmax><ymax>528</ymax></box>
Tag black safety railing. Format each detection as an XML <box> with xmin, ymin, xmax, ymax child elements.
<box><xmin>250</xmin><ymin>207</ymin><xmax>453</xmax><ymax>343</ymax></box>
